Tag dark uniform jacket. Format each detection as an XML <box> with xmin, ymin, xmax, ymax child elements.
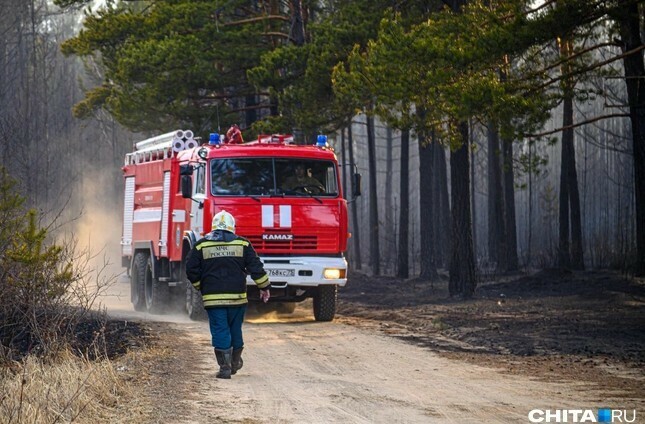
<box><xmin>186</xmin><ymin>230</ymin><xmax>270</xmax><ymax>308</ymax></box>
<box><xmin>282</xmin><ymin>175</ymin><xmax>324</xmax><ymax>193</ymax></box>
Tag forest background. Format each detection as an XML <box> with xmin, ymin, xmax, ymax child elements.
<box><xmin>1</xmin><ymin>0</ymin><xmax>644</xmax><ymax>299</ymax></box>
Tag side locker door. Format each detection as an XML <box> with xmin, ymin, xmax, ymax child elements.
<box><xmin>171</xmin><ymin>173</ymin><xmax>187</xmax><ymax>260</ymax></box>
<box><xmin>122</xmin><ymin>176</ymin><xmax>135</xmax><ymax>257</ymax></box>
<box><xmin>159</xmin><ymin>171</ymin><xmax>171</xmax><ymax>257</ymax></box>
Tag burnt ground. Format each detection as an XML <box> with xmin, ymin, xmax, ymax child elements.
<box><xmin>72</xmin><ymin>318</ymin><xmax>150</xmax><ymax>360</ymax></box>
<box><xmin>1</xmin><ymin>312</ymin><xmax>149</xmax><ymax>363</ymax></box>
<box><xmin>337</xmin><ymin>269</ymin><xmax>645</xmax><ymax>400</ymax></box>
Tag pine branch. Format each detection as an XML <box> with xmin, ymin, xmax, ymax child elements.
<box><xmin>515</xmin><ymin>41</ymin><xmax>620</xmax><ymax>83</ymax></box>
<box><xmin>529</xmin><ymin>44</ymin><xmax>645</xmax><ymax>93</ymax></box>
<box><xmin>221</xmin><ymin>15</ymin><xmax>290</xmax><ymax>26</ymax></box>
<box><xmin>523</xmin><ymin>112</ymin><xmax>630</xmax><ymax>138</ymax></box>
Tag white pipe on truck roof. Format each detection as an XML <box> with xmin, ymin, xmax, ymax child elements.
<box><xmin>135</xmin><ymin>130</ymin><xmax>185</xmax><ymax>151</ymax></box>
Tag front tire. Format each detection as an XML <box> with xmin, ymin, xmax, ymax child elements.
<box><xmin>313</xmin><ymin>285</ymin><xmax>337</xmax><ymax>322</ymax></box>
<box><xmin>186</xmin><ymin>285</ymin><xmax>207</xmax><ymax>321</ymax></box>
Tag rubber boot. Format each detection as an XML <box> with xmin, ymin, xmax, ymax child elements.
<box><xmin>214</xmin><ymin>348</ymin><xmax>232</xmax><ymax>379</ymax></box>
<box><xmin>231</xmin><ymin>347</ymin><xmax>244</xmax><ymax>375</ymax></box>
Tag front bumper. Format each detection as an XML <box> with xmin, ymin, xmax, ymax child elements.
<box><xmin>246</xmin><ymin>255</ymin><xmax>347</xmax><ymax>289</ymax></box>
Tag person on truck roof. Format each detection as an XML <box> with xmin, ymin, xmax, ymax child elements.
<box><xmin>282</xmin><ymin>163</ymin><xmax>324</xmax><ymax>194</ymax></box>
<box><xmin>225</xmin><ymin>124</ymin><xmax>244</xmax><ymax>144</ymax></box>
<box><xmin>186</xmin><ymin>210</ymin><xmax>271</xmax><ymax>379</ymax></box>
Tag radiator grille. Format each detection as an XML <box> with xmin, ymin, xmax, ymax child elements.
<box><xmin>247</xmin><ymin>232</ymin><xmax>338</xmax><ymax>252</ymax></box>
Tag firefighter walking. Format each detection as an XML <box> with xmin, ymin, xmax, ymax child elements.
<box><xmin>186</xmin><ymin>210</ymin><xmax>271</xmax><ymax>379</ymax></box>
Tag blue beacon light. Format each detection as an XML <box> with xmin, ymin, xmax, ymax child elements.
<box><xmin>316</xmin><ymin>135</ymin><xmax>328</xmax><ymax>146</ymax></box>
<box><xmin>209</xmin><ymin>133</ymin><xmax>220</xmax><ymax>145</ymax></box>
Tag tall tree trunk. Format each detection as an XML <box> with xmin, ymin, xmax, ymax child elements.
<box><xmin>558</xmin><ymin>36</ymin><xmax>584</xmax><ymax>269</ymax></box>
<box><xmin>385</xmin><ymin>126</ymin><xmax>394</xmax><ymax>268</ymax></box>
<box><xmin>347</xmin><ymin>123</ymin><xmax>362</xmax><ymax>270</ymax></box>
<box><xmin>289</xmin><ymin>0</ymin><xmax>306</xmax><ymax>46</ymax></box>
<box><xmin>418</xmin><ymin>123</ymin><xmax>437</xmax><ymax>279</ymax></box>
<box><xmin>436</xmin><ymin>141</ymin><xmax>450</xmax><ymax>268</ymax></box>
<box><xmin>502</xmin><ymin>136</ymin><xmax>519</xmax><ymax>271</ymax></box>
<box><xmin>470</xmin><ymin>134</ymin><xmax>477</xmax><ymax>258</ymax></box>
<box><xmin>366</xmin><ymin>115</ymin><xmax>380</xmax><ymax>275</ymax></box>
<box><xmin>498</xmin><ymin>65</ymin><xmax>519</xmax><ymax>271</ymax></box>
<box><xmin>444</xmin><ymin>0</ymin><xmax>475</xmax><ymax>292</ymax></box>
<box><xmin>487</xmin><ymin>122</ymin><xmax>506</xmax><ymax>269</ymax></box>
<box><xmin>449</xmin><ymin>122</ymin><xmax>477</xmax><ymax>298</ymax></box>
<box><xmin>558</xmin><ymin>95</ymin><xmax>572</xmax><ymax>269</ymax></box>
<box><xmin>0</xmin><ymin>17</ymin><xmax>6</xmax><ymax>169</ymax></box>
<box><xmin>19</xmin><ymin>2</ymin><xmax>33</xmax><ymax>205</ymax></box>
<box><xmin>269</xmin><ymin>95</ymin><xmax>279</xmax><ymax>117</ymax></box>
<box><xmin>245</xmin><ymin>94</ymin><xmax>257</xmax><ymax>130</ymax></box>
<box><xmin>567</xmin><ymin>135</ymin><xmax>584</xmax><ymax>270</ymax></box>
<box><xmin>527</xmin><ymin>140</ymin><xmax>534</xmax><ymax>266</ymax></box>
<box><xmin>397</xmin><ymin>129</ymin><xmax>410</xmax><ymax>278</ymax></box>
<box><xmin>616</xmin><ymin>4</ymin><xmax>645</xmax><ymax>275</ymax></box>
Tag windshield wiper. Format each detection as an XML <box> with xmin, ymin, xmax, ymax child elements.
<box><xmin>306</xmin><ymin>192</ymin><xmax>323</xmax><ymax>204</ymax></box>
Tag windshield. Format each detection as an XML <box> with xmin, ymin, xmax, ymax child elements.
<box><xmin>211</xmin><ymin>158</ymin><xmax>338</xmax><ymax>197</ymax></box>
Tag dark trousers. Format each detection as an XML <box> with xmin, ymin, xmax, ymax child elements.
<box><xmin>206</xmin><ymin>305</ymin><xmax>247</xmax><ymax>350</ymax></box>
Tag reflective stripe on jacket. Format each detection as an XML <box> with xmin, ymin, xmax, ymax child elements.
<box><xmin>186</xmin><ymin>230</ymin><xmax>270</xmax><ymax>308</ymax></box>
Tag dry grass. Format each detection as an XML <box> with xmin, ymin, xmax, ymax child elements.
<box><xmin>0</xmin><ymin>350</ymin><xmax>151</xmax><ymax>424</ymax></box>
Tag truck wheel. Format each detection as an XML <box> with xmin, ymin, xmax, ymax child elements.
<box><xmin>186</xmin><ymin>285</ymin><xmax>207</xmax><ymax>321</ymax></box>
<box><xmin>131</xmin><ymin>253</ymin><xmax>147</xmax><ymax>311</ymax></box>
<box><xmin>313</xmin><ymin>285</ymin><xmax>337</xmax><ymax>322</ymax></box>
<box><xmin>144</xmin><ymin>256</ymin><xmax>168</xmax><ymax>314</ymax></box>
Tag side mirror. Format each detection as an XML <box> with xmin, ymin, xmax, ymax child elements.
<box><xmin>353</xmin><ymin>173</ymin><xmax>362</xmax><ymax>197</ymax></box>
<box><xmin>181</xmin><ymin>175</ymin><xmax>193</xmax><ymax>198</ymax></box>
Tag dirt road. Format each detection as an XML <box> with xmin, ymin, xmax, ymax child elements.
<box><xmin>102</xmin><ymin>281</ymin><xmax>612</xmax><ymax>424</ymax></box>
<box><xmin>175</xmin><ymin>318</ymin><xmax>595</xmax><ymax>424</ymax></box>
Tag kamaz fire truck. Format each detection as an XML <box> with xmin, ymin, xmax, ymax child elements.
<box><xmin>121</xmin><ymin>128</ymin><xmax>360</xmax><ymax>321</ymax></box>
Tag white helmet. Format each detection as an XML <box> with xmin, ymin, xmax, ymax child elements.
<box><xmin>212</xmin><ymin>210</ymin><xmax>236</xmax><ymax>233</ymax></box>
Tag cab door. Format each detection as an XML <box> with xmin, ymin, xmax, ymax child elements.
<box><xmin>190</xmin><ymin>164</ymin><xmax>206</xmax><ymax>237</ymax></box>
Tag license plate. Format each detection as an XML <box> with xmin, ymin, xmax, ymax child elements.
<box><xmin>267</xmin><ymin>268</ymin><xmax>295</xmax><ymax>277</ymax></box>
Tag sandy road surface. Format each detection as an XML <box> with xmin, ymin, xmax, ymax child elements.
<box><xmin>179</xmin><ymin>320</ymin><xmax>599</xmax><ymax>424</ymax></box>
<box><xmin>102</xmin><ymin>281</ymin><xmax>604</xmax><ymax>424</ymax></box>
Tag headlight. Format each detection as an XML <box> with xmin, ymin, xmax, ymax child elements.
<box><xmin>323</xmin><ymin>268</ymin><xmax>345</xmax><ymax>279</ymax></box>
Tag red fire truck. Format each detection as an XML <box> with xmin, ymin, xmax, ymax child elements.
<box><xmin>121</xmin><ymin>128</ymin><xmax>360</xmax><ymax>321</ymax></box>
